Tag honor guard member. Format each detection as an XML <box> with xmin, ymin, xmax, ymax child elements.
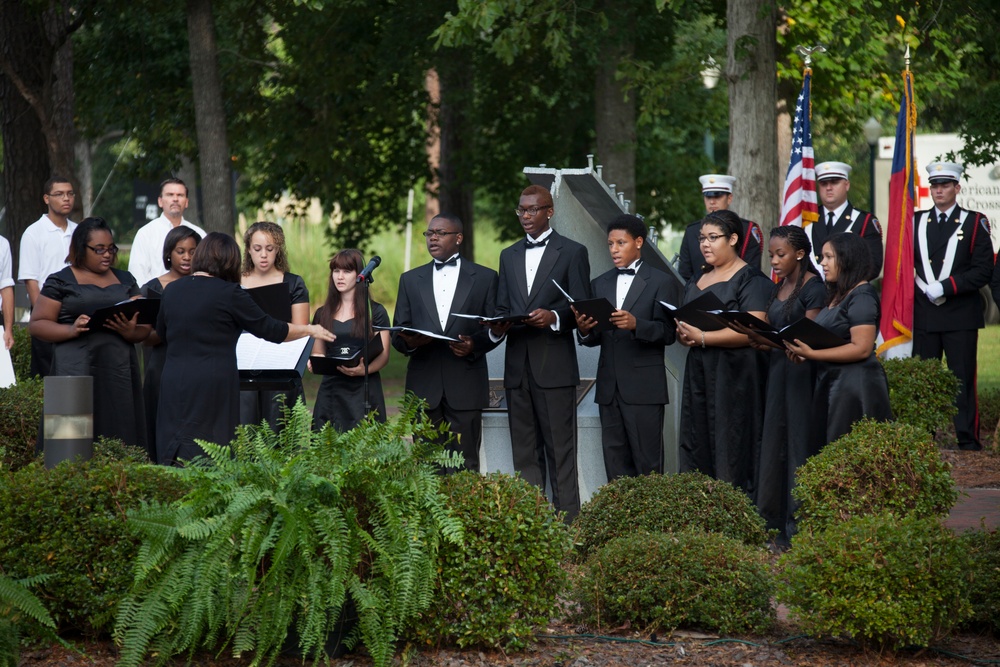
<box><xmin>913</xmin><ymin>162</ymin><xmax>993</xmax><ymax>450</ymax></box>
<box><xmin>809</xmin><ymin>161</ymin><xmax>883</xmax><ymax>280</ymax></box>
<box><xmin>677</xmin><ymin>174</ymin><xmax>763</xmax><ymax>280</ymax></box>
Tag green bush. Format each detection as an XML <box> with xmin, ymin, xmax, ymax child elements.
<box><xmin>572</xmin><ymin>472</ymin><xmax>770</xmax><ymax>561</ymax></box>
<box><xmin>574</xmin><ymin>532</ymin><xmax>774</xmax><ymax>636</ymax></box>
<box><xmin>0</xmin><ymin>378</ymin><xmax>43</xmax><ymax>471</ymax></box>
<box><xmin>407</xmin><ymin>472</ymin><xmax>570</xmax><ymax>650</ymax></box>
<box><xmin>979</xmin><ymin>388</ymin><xmax>1000</xmax><ymax>441</ymax></box>
<box><xmin>780</xmin><ymin>513</ymin><xmax>971</xmax><ymax>650</ymax></box>
<box><xmin>960</xmin><ymin>529</ymin><xmax>1000</xmax><ymax>633</ymax></box>
<box><xmin>793</xmin><ymin>419</ymin><xmax>957</xmax><ymax>533</ymax></box>
<box><xmin>10</xmin><ymin>325</ymin><xmax>31</xmax><ymax>383</ymax></box>
<box><xmin>881</xmin><ymin>357</ymin><xmax>959</xmax><ymax>434</ymax></box>
<box><xmin>0</xmin><ymin>459</ymin><xmax>189</xmax><ymax>635</ymax></box>
<box><xmin>0</xmin><ymin>574</ymin><xmax>56</xmax><ymax>667</ymax></box>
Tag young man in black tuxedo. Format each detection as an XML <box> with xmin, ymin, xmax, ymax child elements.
<box><xmin>393</xmin><ymin>213</ymin><xmax>499</xmax><ymax>470</ymax></box>
<box><xmin>574</xmin><ymin>214</ymin><xmax>679</xmax><ymax>479</ymax></box>
<box><xmin>913</xmin><ymin>161</ymin><xmax>993</xmax><ymax>450</ymax></box>
<box><xmin>488</xmin><ymin>185</ymin><xmax>591</xmax><ymax>520</ymax></box>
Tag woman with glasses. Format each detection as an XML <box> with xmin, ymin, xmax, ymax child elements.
<box><xmin>674</xmin><ymin>210</ymin><xmax>771</xmax><ymax>494</ymax></box>
<box><xmin>310</xmin><ymin>249</ymin><xmax>391</xmax><ymax>432</ymax></box>
<box><xmin>138</xmin><ymin>226</ymin><xmax>201</xmax><ymax>462</ymax></box>
<box><xmin>29</xmin><ymin>217</ymin><xmax>150</xmax><ymax>451</ymax></box>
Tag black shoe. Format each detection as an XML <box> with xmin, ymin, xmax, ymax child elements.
<box><xmin>958</xmin><ymin>442</ymin><xmax>983</xmax><ymax>451</ymax></box>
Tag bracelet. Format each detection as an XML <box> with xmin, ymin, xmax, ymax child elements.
<box><xmin>700</xmin><ymin>331</ymin><xmax>706</xmax><ymax>348</ymax></box>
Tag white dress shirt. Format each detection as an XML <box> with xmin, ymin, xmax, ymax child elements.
<box><xmin>128</xmin><ymin>215</ymin><xmax>206</xmax><ymax>286</ymax></box>
<box><xmin>615</xmin><ymin>259</ymin><xmax>642</xmax><ymax>310</ymax></box>
<box><xmin>18</xmin><ymin>214</ymin><xmax>77</xmax><ymax>287</ymax></box>
<box><xmin>822</xmin><ymin>201</ymin><xmax>849</xmax><ymax>228</ymax></box>
<box><xmin>432</xmin><ymin>255</ymin><xmax>461</xmax><ymax>330</ymax></box>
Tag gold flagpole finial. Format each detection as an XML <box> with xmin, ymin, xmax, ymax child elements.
<box><xmin>795</xmin><ymin>44</ymin><xmax>827</xmax><ymax>68</ymax></box>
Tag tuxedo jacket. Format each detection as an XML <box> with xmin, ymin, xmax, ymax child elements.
<box><xmin>496</xmin><ymin>230</ymin><xmax>591</xmax><ymax>389</ymax></box>
<box><xmin>913</xmin><ymin>206</ymin><xmax>993</xmax><ymax>332</ymax></box>
<box><xmin>808</xmin><ymin>202</ymin><xmax>884</xmax><ymax>279</ymax></box>
<box><xmin>578</xmin><ymin>263</ymin><xmax>679</xmax><ymax>405</ymax></box>
<box><xmin>678</xmin><ymin>217</ymin><xmax>763</xmax><ymax>280</ymax></box>
<box><xmin>392</xmin><ymin>259</ymin><xmax>499</xmax><ymax>410</ymax></box>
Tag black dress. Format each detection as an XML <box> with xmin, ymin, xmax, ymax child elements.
<box><xmin>140</xmin><ymin>277</ymin><xmax>167</xmax><ymax>462</ymax></box>
<box><xmin>311</xmin><ymin>302</ymin><xmax>389</xmax><ymax>432</ymax></box>
<box><xmin>809</xmin><ymin>282</ymin><xmax>893</xmax><ymax>448</ymax></box>
<box><xmin>41</xmin><ymin>267</ymin><xmax>146</xmax><ymax>451</ymax></box>
<box><xmin>754</xmin><ymin>277</ymin><xmax>827</xmax><ymax>539</ymax></box>
<box><xmin>678</xmin><ymin>264</ymin><xmax>772</xmax><ymax>492</ymax></box>
<box><xmin>156</xmin><ymin>275</ymin><xmax>289</xmax><ymax>465</ymax></box>
<box><xmin>239</xmin><ymin>273</ymin><xmax>310</xmax><ymax>429</ymax></box>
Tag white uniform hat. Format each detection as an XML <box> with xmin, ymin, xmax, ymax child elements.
<box><xmin>926</xmin><ymin>161</ymin><xmax>963</xmax><ymax>183</ymax></box>
<box><xmin>816</xmin><ymin>161</ymin><xmax>853</xmax><ymax>181</ymax></box>
<box><xmin>699</xmin><ymin>174</ymin><xmax>736</xmax><ymax>196</ymax></box>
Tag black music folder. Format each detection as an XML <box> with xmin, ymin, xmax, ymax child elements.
<box><xmin>700</xmin><ymin>310</ymin><xmax>775</xmax><ymax>332</ymax></box>
<box><xmin>453</xmin><ymin>312</ymin><xmax>531</xmax><ymax>325</ymax></box>
<box><xmin>754</xmin><ymin>317</ymin><xmax>848</xmax><ymax>350</ymax></box>
<box><xmin>246</xmin><ymin>283</ymin><xmax>292</xmax><ymax>322</ymax></box>
<box><xmin>659</xmin><ymin>292</ymin><xmax>728</xmax><ymax>331</ymax></box>
<box><xmin>89</xmin><ymin>298</ymin><xmax>160</xmax><ymax>330</ymax></box>
<box><xmin>550</xmin><ymin>279</ymin><xmax>616</xmax><ymax>334</ymax></box>
<box><xmin>310</xmin><ymin>334</ymin><xmax>384</xmax><ymax>374</ymax></box>
<box><xmin>237</xmin><ymin>334</ymin><xmax>313</xmax><ymax>390</ymax></box>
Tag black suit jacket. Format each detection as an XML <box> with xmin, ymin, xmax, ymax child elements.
<box><xmin>809</xmin><ymin>202</ymin><xmax>884</xmax><ymax>279</ymax></box>
<box><xmin>914</xmin><ymin>206</ymin><xmax>993</xmax><ymax>332</ymax></box>
<box><xmin>578</xmin><ymin>263</ymin><xmax>679</xmax><ymax>405</ymax></box>
<box><xmin>392</xmin><ymin>259</ymin><xmax>499</xmax><ymax>410</ymax></box>
<box><xmin>496</xmin><ymin>230</ymin><xmax>591</xmax><ymax>389</ymax></box>
<box><xmin>678</xmin><ymin>216</ymin><xmax>763</xmax><ymax>280</ymax></box>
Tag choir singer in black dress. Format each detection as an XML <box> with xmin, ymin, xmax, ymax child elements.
<box><xmin>30</xmin><ymin>217</ymin><xmax>150</xmax><ymax>452</ymax></box>
<box><xmin>155</xmin><ymin>233</ymin><xmax>335</xmax><ymax>465</ymax></box>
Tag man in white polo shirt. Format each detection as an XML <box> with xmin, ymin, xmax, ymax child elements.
<box><xmin>18</xmin><ymin>176</ymin><xmax>78</xmax><ymax>376</ymax></box>
<box><xmin>128</xmin><ymin>178</ymin><xmax>206</xmax><ymax>286</ymax></box>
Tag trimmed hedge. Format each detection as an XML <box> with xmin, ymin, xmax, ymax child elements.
<box><xmin>960</xmin><ymin>529</ymin><xmax>1000</xmax><ymax>633</ymax></box>
<box><xmin>793</xmin><ymin>419</ymin><xmax>957</xmax><ymax>533</ymax></box>
<box><xmin>572</xmin><ymin>472</ymin><xmax>770</xmax><ymax>561</ymax></box>
<box><xmin>407</xmin><ymin>472</ymin><xmax>570</xmax><ymax>650</ymax></box>
<box><xmin>780</xmin><ymin>513</ymin><xmax>971</xmax><ymax>650</ymax></box>
<box><xmin>574</xmin><ymin>532</ymin><xmax>774</xmax><ymax>635</ymax></box>
<box><xmin>0</xmin><ymin>377</ymin><xmax>43</xmax><ymax>471</ymax></box>
<box><xmin>881</xmin><ymin>356</ymin><xmax>959</xmax><ymax>435</ymax></box>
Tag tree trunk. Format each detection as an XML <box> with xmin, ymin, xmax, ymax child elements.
<box><xmin>727</xmin><ymin>0</ymin><xmax>778</xmax><ymax>270</ymax></box>
<box><xmin>187</xmin><ymin>0</ymin><xmax>234</xmax><ymax>234</ymax></box>
<box><xmin>435</xmin><ymin>54</ymin><xmax>476</xmax><ymax>259</ymax></box>
<box><xmin>595</xmin><ymin>27</ymin><xmax>636</xmax><ymax>212</ymax></box>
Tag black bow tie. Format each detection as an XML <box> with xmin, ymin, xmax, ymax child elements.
<box><xmin>525</xmin><ymin>237</ymin><xmax>548</xmax><ymax>249</ymax></box>
<box><xmin>434</xmin><ymin>256</ymin><xmax>459</xmax><ymax>270</ymax></box>
<box><xmin>616</xmin><ymin>268</ymin><xmax>636</xmax><ymax>275</ymax></box>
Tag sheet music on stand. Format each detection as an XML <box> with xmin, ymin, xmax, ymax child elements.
<box><xmin>237</xmin><ymin>333</ymin><xmax>313</xmax><ymax>390</ymax></box>
<box><xmin>0</xmin><ymin>326</ymin><xmax>14</xmax><ymax>388</ymax></box>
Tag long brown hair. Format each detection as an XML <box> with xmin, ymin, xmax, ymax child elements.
<box><xmin>317</xmin><ymin>249</ymin><xmax>371</xmax><ymax>339</ymax></box>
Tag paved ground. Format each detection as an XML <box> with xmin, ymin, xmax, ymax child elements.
<box><xmin>947</xmin><ymin>488</ymin><xmax>1000</xmax><ymax>531</ymax></box>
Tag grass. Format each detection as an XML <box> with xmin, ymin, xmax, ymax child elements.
<box><xmin>980</xmin><ymin>324</ymin><xmax>1000</xmax><ymax>393</ymax></box>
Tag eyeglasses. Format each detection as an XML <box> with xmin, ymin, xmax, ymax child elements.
<box><xmin>422</xmin><ymin>229</ymin><xmax>460</xmax><ymax>238</ymax></box>
<box><xmin>697</xmin><ymin>234</ymin><xmax>727</xmax><ymax>244</ymax></box>
<box><xmin>515</xmin><ymin>206</ymin><xmax>552</xmax><ymax>217</ymax></box>
<box><xmin>87</xmin><ymin>244</ymin><xmax>119</xmax><ymax>256</ymax></box>
<box><xmin>47</xmin><ymin>191</ymin><xmax>76</xmax><ymax>199</ymax></box>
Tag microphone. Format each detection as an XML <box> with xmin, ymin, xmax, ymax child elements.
<box><xmin>357</xmin><ymin>255</ymin><xmax>382</xmax><ymax>283</ymax></box>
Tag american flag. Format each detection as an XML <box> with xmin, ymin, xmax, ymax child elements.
<box><xmin>779</xmin><ymin>70</ymin><xmax>819</xmax><ymax>228</ymax></box>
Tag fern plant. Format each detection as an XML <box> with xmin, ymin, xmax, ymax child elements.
<box><xmin>113</xmin><ymin>395</ymin><xmax>463</xmax><ymax>667</ymax></box>
<box><xmin>0</xmin><ymin>574</ymin><xmax>56</xmax><ymax>667</ymax></box>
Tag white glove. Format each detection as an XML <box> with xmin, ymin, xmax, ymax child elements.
<box><xmin>924</xmin><ymin>281</ymin><xmax>945</xmax><ymax>301</ymax></box>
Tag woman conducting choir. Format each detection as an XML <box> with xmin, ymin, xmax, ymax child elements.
<box><xmin>785</xmin><ymin>232</ymin><xmax>892</xmax><ymax>449</ymax></box>
<box><xmin>139</xmin><ymin>226</ymin><xmax>200</xmax><ymax>462</ymax></box>
<box><xmin>310</xmin><ymin>249</ymin><xmax>391</xmax><ymax>432</ymax></box>
<box><xmin>239</xmin><ymin>221</ymin><xmax>310</xmax><ymax>428</ymax></box>
<box><xmin>29</xmin><ymin>217</ymin><xmax>149</xmax><ymax>451</ymax></box>
<box><xmin>751</xmin><ymin>225</ymin><xmax>826</xmax><ymax>543</ymax></box>
<box><xmin>675</xmin><ymin>210</ymin><xmax>772</xmax><ymax>492</ymax></box>
<box><xmin>156</xmin><ymin>233</ymin><xmax>335</xmax><ymax>465</ymax></box>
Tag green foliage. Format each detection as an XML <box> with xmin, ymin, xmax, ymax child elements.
<box><xmin>978</xmin><ymin>387</ymin><xmax>1000</xmax><ymax>441</ymax></box>
<box><xmin>574</xmin><ymin>532</ymin><xmax>774</xmax><ymax>636</ymax></box>
<box><xmin>114</xmin><ymin>396</ymin><xmax>463</xmax><ymax>667</ymax></box>
<box><xmin>881</xmin><ymin>357</ymin><xmax>959</xmax><ymax>434</ymax></box>
<box><xmin>793</xmin><ymin>419</ymin><xmax>957</xmax><ymax>533</ymax></box>
<box><xmin>572</xmin><ymin>472</ymin><xmax>770</xmax><ymax>562</ymax></box>
<box><xmin>10</xmin><ymin>325</ymin><xmax>31</xmax><ymax>383</ymax></box>
<box><xmin>780</xmin><ymin>514</ymin><xmax>972</xmax><ymax>650</ymax></box>
<box><xmin>960</xmin><ymin>529</ymin><xmax>1000</xmax><ymax>632</ymax></box>
<box><xmin>0</xmin><ymin>377</ymin><xmax>43</xmax><ymax>472</ymax></box>
<box><xmin>0</xmin><ymin>574</ymin><xmax>56</xmax><ymax>667</ymax></box>
<box><xmin>407</xmin><ymin>472</ymin><xmax>570</xmax><ymax>650</ymax></box>
<box><xmin>92</xmin><ymin>436</ymin><xmax>149</xmax><ymax>464</ymax></box>
<box><xmin>0</xmin><ymin>459</ymin><xmax>188</xmax><ymax>635</ymax></box>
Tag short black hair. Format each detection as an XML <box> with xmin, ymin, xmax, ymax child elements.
<box><xmin>431</xmin><ymin>213</ymin><xmax>464</xmax><ymax>233</ymax></box>
<box><xmin>701</xmin><ymin>210</ymin><xmax>743</xmax><ymax>250</ymax></box>
<box><xmin>607</xmin><ymin>214</ymin><xmax>647</xmax><ymax>241</ymax></box>
<box><xmin>159</xmin><ymin>177</ymin><xmax>188</xmax><ymax>197</ymax></box>
<box><xmin>43</xmin><ymin>176</ymin><xmax>73</xmax><ymax>196</ymax></box>
<box><xmin>191</xmin><ymin>232</ymin><xmax>241</xmax><ymax>283</ymax></box>
<box><xmin>162</xmin><ymin>226</ymin><xmax>201</xmax><ymax>270</ymax></box>
<box><xmin>69</xmin><ymin>217</ymin><xmax>115</xmax><ymax>268</ymax></box>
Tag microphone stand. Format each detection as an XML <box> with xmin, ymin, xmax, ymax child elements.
<box><xmin>359</xmin><ymin>273</ymin><xmax>373</xmax><ymax>416</ymax></box>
